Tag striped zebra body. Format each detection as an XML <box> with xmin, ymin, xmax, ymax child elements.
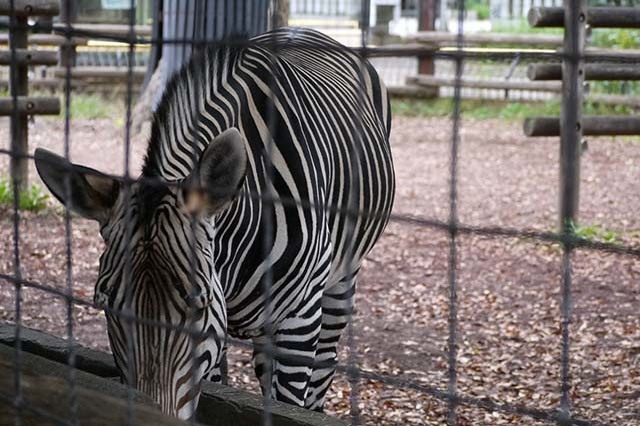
<box><xmin>35</xmin><ymin>27</ymin><xmax>394</xmax><ymax>418</ymax></box>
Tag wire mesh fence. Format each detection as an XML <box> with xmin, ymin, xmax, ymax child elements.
<box><xmin>1</xmin><ymin>0</ymin><xmax>639</xmax><ymax>425</ymax></box>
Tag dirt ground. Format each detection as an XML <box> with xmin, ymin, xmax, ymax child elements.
<box><xmin>0</xmin><ymin>114</ymin><xmax>639</xmax><ymax>425</ymax></box>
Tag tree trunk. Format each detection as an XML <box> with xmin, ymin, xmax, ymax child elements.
<box><xmin>272</xmin><ymin>0</ymin><xmax>289</xmax><ymax>28</ymax></box>
<box><xmin>131</xmin><ymin>0</ymin><xmax>271</xmax><ymax>143</ymax></box>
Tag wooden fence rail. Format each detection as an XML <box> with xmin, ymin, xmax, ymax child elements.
<box><xmin>527</xmin><ymin>63</ymin><xmax>640</xmax><ymax>80</ymax></box>
<box><xmin>524</xmin><ymin>116</ymin><xmax>640</xmax><ymax>137</ymax></box>
<box><xmin>0</xmin><ymin>0</ymin><xmax>59</xmax><ymax>16</ymax></box>
<box><xmin>529</xmin><ymin>6</ymin><xmax>640</xmax><ymax>28</ymax></box>
<box><xmin>410</xmin><ymin>31</ymin><xmax>563</xmax><ymax>47</ymax></box>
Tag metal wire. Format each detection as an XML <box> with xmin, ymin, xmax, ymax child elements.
<box><xmin>445</xmin><ymin>0</ymin><xmax>464</xmax><ymax>423</ymax></box>
<box><xmin>120</xmin><ymin>1</ymin><xmax>138</xmax><ymax>424</ymax></box>
<box><xmin>61</xmin><ymin>0</ymin><xmax>79</xmax><ymax>423</ymax></box>
<box><xmin>8</xmin><ymin>2</ymin><xmax>24</xmax><ymax>425</ymax></box>
<box><xmin>2</xmin><ymin>1</ymin><xmax>640</xmax><ymax>426</ymax></box>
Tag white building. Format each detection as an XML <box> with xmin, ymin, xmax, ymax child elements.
<box><xmin>289</xmin><ymin>0</ymin><xmax>419</xmax><ymax>35</ymax></box>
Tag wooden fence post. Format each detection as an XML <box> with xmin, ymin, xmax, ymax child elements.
<box><xmin>1</xmin><ymin>0</ymin><xmax>61</xmax><ymax>191</ymax></box>
<box><xmin>418</xmin><ymin>0</ymin><xmax>436</xmax><ymax>75</ymax></box>
<box><xmin>59</xmin><ymin>0</ymin><xmax>77</xmax><ymax>67</ymax></box>
<box><xmin>9</xmin><ymin>13</ymin><xmax>28</xmax><ymax>191</ymax></box>
<box><xmin>417</xmin><ymin>0</ymin><xmax>438</xmax><ymax>98</ymax></box>
<box><xmin>559</xmin><ymin>0</ymin><xmax>586</xmax><ymax>231</ymax></box>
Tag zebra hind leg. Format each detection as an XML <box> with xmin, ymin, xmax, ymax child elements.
<box><xmin>251</xmin><ymin>292</ymin><xmax>323</xmax><ymax>407</ymax></box>
<box><xmin>305</xmin><ymin>277</ymin><xmax>356</xmax><ymax>411</ymax></box>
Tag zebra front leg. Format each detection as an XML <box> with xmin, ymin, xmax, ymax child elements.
<box><xmin>203</xmin><ymin>346</ymin><xmax>227</xmax><ymax>384</ymax></box>
<box><xmin>305</xmin><ymin>278</ymin><xmax>356</xmax><ymax>411</ymax></box>
<box><xmin>252</xmin><ymin>297</ymin><xmax>323</xmax><ymax>406</ymax></box>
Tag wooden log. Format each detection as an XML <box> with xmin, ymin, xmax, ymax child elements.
<box><xmin>52</xmin><ymin>23</ymin><xmax>152</xmax><ymax>39</ymax></box>
<box><xmin>528</xmin><ymin>63</ymin><xmax>640</xmax><ymax>80</ymax></box>
<box><xmin>0</xmin><ymin>0</ymin><xmax>60</xmax><ymax>16</ymax></box>
<box><xmin>588</xmin><ymin>93</ymin><xmax>640</xmax><ymax>108</ymax></box>
<box><xmin>558</xmin><ymin>0</ymin><xmax>587</xmax><ymax>229</ymax></box>
<box><xmin>407</xmin><ymin>74</ymin><xmax>562</xmax><ymax>91</ymax></box>
<box><xmin>0</xmin><ymin>323</ymin><xmax>346</xmax><ymax>426</ymax></box>
<box><xmin>418</xmin><ymin>0</ymin><xmax>436</xmax><ymax>76</ymax></box>
<box><xmin>389</xmin><ymin>89</ymin><xmax>639</xmax><ymax>107</ymax></box>
<box><xmin>0</xmin><ymin>49</ymin><xmax>57</xmax><ymax>65</ymax></box>
<box><xmin>0</xmin><ymin>33</ymin><xmax>87</xmax><ymax>46</ymax></box>
<box><xmin>0</xmin><ymin>96</ymin><xmax>60</xmax><ymax>115</ymax></box>
<box><xmin>387</xmin><ymin>85</ymin><xmax>439</xmax><ymax>98</ymax></box>
<box><xmin>70</xmin><ymin>23</ymin><xmax>151</xmax><ymax>37</ymax></box>
<box><xmin>583</xmin><ymin>48</ymin><xmax>640</xmax><ymax>61</ymax></box>
<box><xmin>524</xmin><ymin>116</ymin><xmax>640</xmax><ymax>137</ymax></box>
<box><xmin>529</xmin><ymin>6</ymin><xmax>640</xmax><ymax>28</ymax></box>
<box><xmin>9</xmin><ymin>14</ymin><xmax>29</xmax><ymax>191</ymax></box>
<box><xmin>52</xmin><ymin>66</ymin><xmax>146</xmax><ymax>80</ymax></box>
<box><xmin>411</xmin><ymin>31</ymin><xmax>563</xmax><ymax>47</ymax></box>
<box><xmin>0</xmin><ymin>353</ymin><xmax>187</xmax><ymax>425</ymax></box>
<box><xmin>355</xmin><ymin>44</ymin><xmax>437</xmax><ymax>58</ymax></box>
<box><xmin>0</xmin><ymin>78</ymin><xmax>69</xmax><ymax>90</ymax></box>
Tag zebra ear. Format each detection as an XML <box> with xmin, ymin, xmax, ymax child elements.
<box><xmin>186</xmin><ymin>128</ymin><xmax>247</xmax><ymax>216</ymax></box>
<box><xmin>34</xmin><ymin>148</ymin><xmax>120</xmax><ymax>222</ymax></box>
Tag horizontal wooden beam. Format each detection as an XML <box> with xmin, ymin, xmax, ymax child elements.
<box><xmin>56</xmin><ymin>23</ymin><xmax>152</xmax><ymax>37</ymax></box>
<box><xmin>0</xmin><ymin>348</ymin><xmax>187</xmax><ymax>425</ymax></box>
<box><xmin>528</xmin><ymin>63</ymin><xmax>640</xmax><ymax>80</ymax></box>
<box><xmin>0</xmin><ymin>0</ymin><xmax>59</xmax><ymax>16</ymax></box>
<box><xmin>0</xmin><ymin>96</ymin><xmax>60</xmax><ymax>115</ymax></box>
<box><xmin>0</xmin><ymin>78</ymin><xmax>62</xmax><ymax>90</ymax></box>
<box><xmin>529</xmin><ymin>6</ymin><xmax>640</xmax><ymax>28</ymax></box>
<box><xmin>588</xmin><ymin>93</ymin><xmax>640</xmax><ymax>108</ymax></box>
<box><xmin>0</xmin><ymin>33</ymin><xmax>87</xmax><ymax>46</ymax></box>
<box><xmin>387</xmin><ymin>85</ymin><xmax>439</xmax><ymax>98</ymax></box>
<box><xmin>0</xmin><ymin>323</ymin><xmax>346</xmax><ymax>426</ymax></box>
<box><xmin>582</xmin><ymin>48</ymin><xmax>640</xmax><ymax>61</ymax></box>
<box><xmin>411</xmin><ymin>31</ymin><xmax>562</xmax><ymax>47</ymax></box>
<box><xmin>408</xmin><ymin>74</ymin><xmax>561</xmax><ymax>92</ymax></box>
<box><xmin>52</xmin><ymin>66</ymin><xmax>146</xmax><ymax>80</ymax></box>
<box><xmin>353</xmin><ymin>43</ymin><xmax>437</xmax><ymax>58</ymax></box>
<box><xmin>0</xmin><ymin>48</ymin><xmax>57</xmax><ymax>66</ymax></box>
<box><xmin>524</xmin><ymin>116</ymin><xmax>640</xmax><ymax>137</ymax></box>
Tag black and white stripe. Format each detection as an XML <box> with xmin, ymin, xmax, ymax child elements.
<box><xmin>42</xmin><ymin>27</ymin><xmax>394</xmax><ymax>419</ymax></box>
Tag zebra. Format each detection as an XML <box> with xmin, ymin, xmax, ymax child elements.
<box><xmin>34</xmin><ymin>27</ymin><xmax>395</xmax><ymax>419</ymax></box>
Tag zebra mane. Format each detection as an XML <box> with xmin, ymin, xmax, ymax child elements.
<box><xmin>142</xmin><ymin>33</ymin><xmax>252</xmax><ymax>180</ymax></box>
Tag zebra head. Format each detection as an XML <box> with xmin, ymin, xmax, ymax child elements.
<box><xmin>34</xmin><ymin>128</ymin><xmax>248</xmax><ymax>419</ymax></box>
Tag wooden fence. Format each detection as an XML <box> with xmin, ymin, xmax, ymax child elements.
<box><xmin>522</xmin><ymin>4</ymin><xmax>640</xmax><ymax>227</ymax></box>
<box><xmin>1</xmin><ymin>0</ymin><xmax>61</xmax><ymax>190</ymax></box>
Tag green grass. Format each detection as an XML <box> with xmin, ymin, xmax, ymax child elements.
<box><xmin>591</xmin><ymin>28</ymin><xmax>640</xmax><ymax>50</ymax></box>
<box><xmin>467</xmin><ymin>0</ymin><xmax>490</xmax><ymax>20</ymax></box>
<box><xmin>60</xmin><ymin>93</ymin><xmax>119</xmax><ymax>120</ymax></box>
<box><xmin>0</xmin><ymin>178</ymin><xmax>49</xmax><ymax>212</ymax></box>
<box><xmin>490</xmin><ymin>19</ymin><xmax>564</xmax><ymax>36</ymax></box>
<box><xmin>391</xmin><ymin>98</ymin><xmax>633</xmax><ymax>121</ymax></box>
<box><xmin>567</xmin><ymin>221</ymin><xmax>621</xmax><ymax>245</ymax></box>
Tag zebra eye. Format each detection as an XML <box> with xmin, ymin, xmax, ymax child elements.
<box><xmin>183</xmin><ymin>282</ymin><xmax>214</xmax><ymax>309</ymax></box>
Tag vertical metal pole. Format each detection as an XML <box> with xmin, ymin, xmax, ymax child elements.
<box><xmin>9</xmin><ymin>14</ymin><xmax>28</xmax><ymax>191</ymax></box>
<box><xmin>560</xmin><ymin>0</ymin><xmax>585</xmax><ymax>231</ymax></box>
<box><xmin>418</xmin><ymin>0</ymin><xmax>436</xmax><ymax>76</ymax></box>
